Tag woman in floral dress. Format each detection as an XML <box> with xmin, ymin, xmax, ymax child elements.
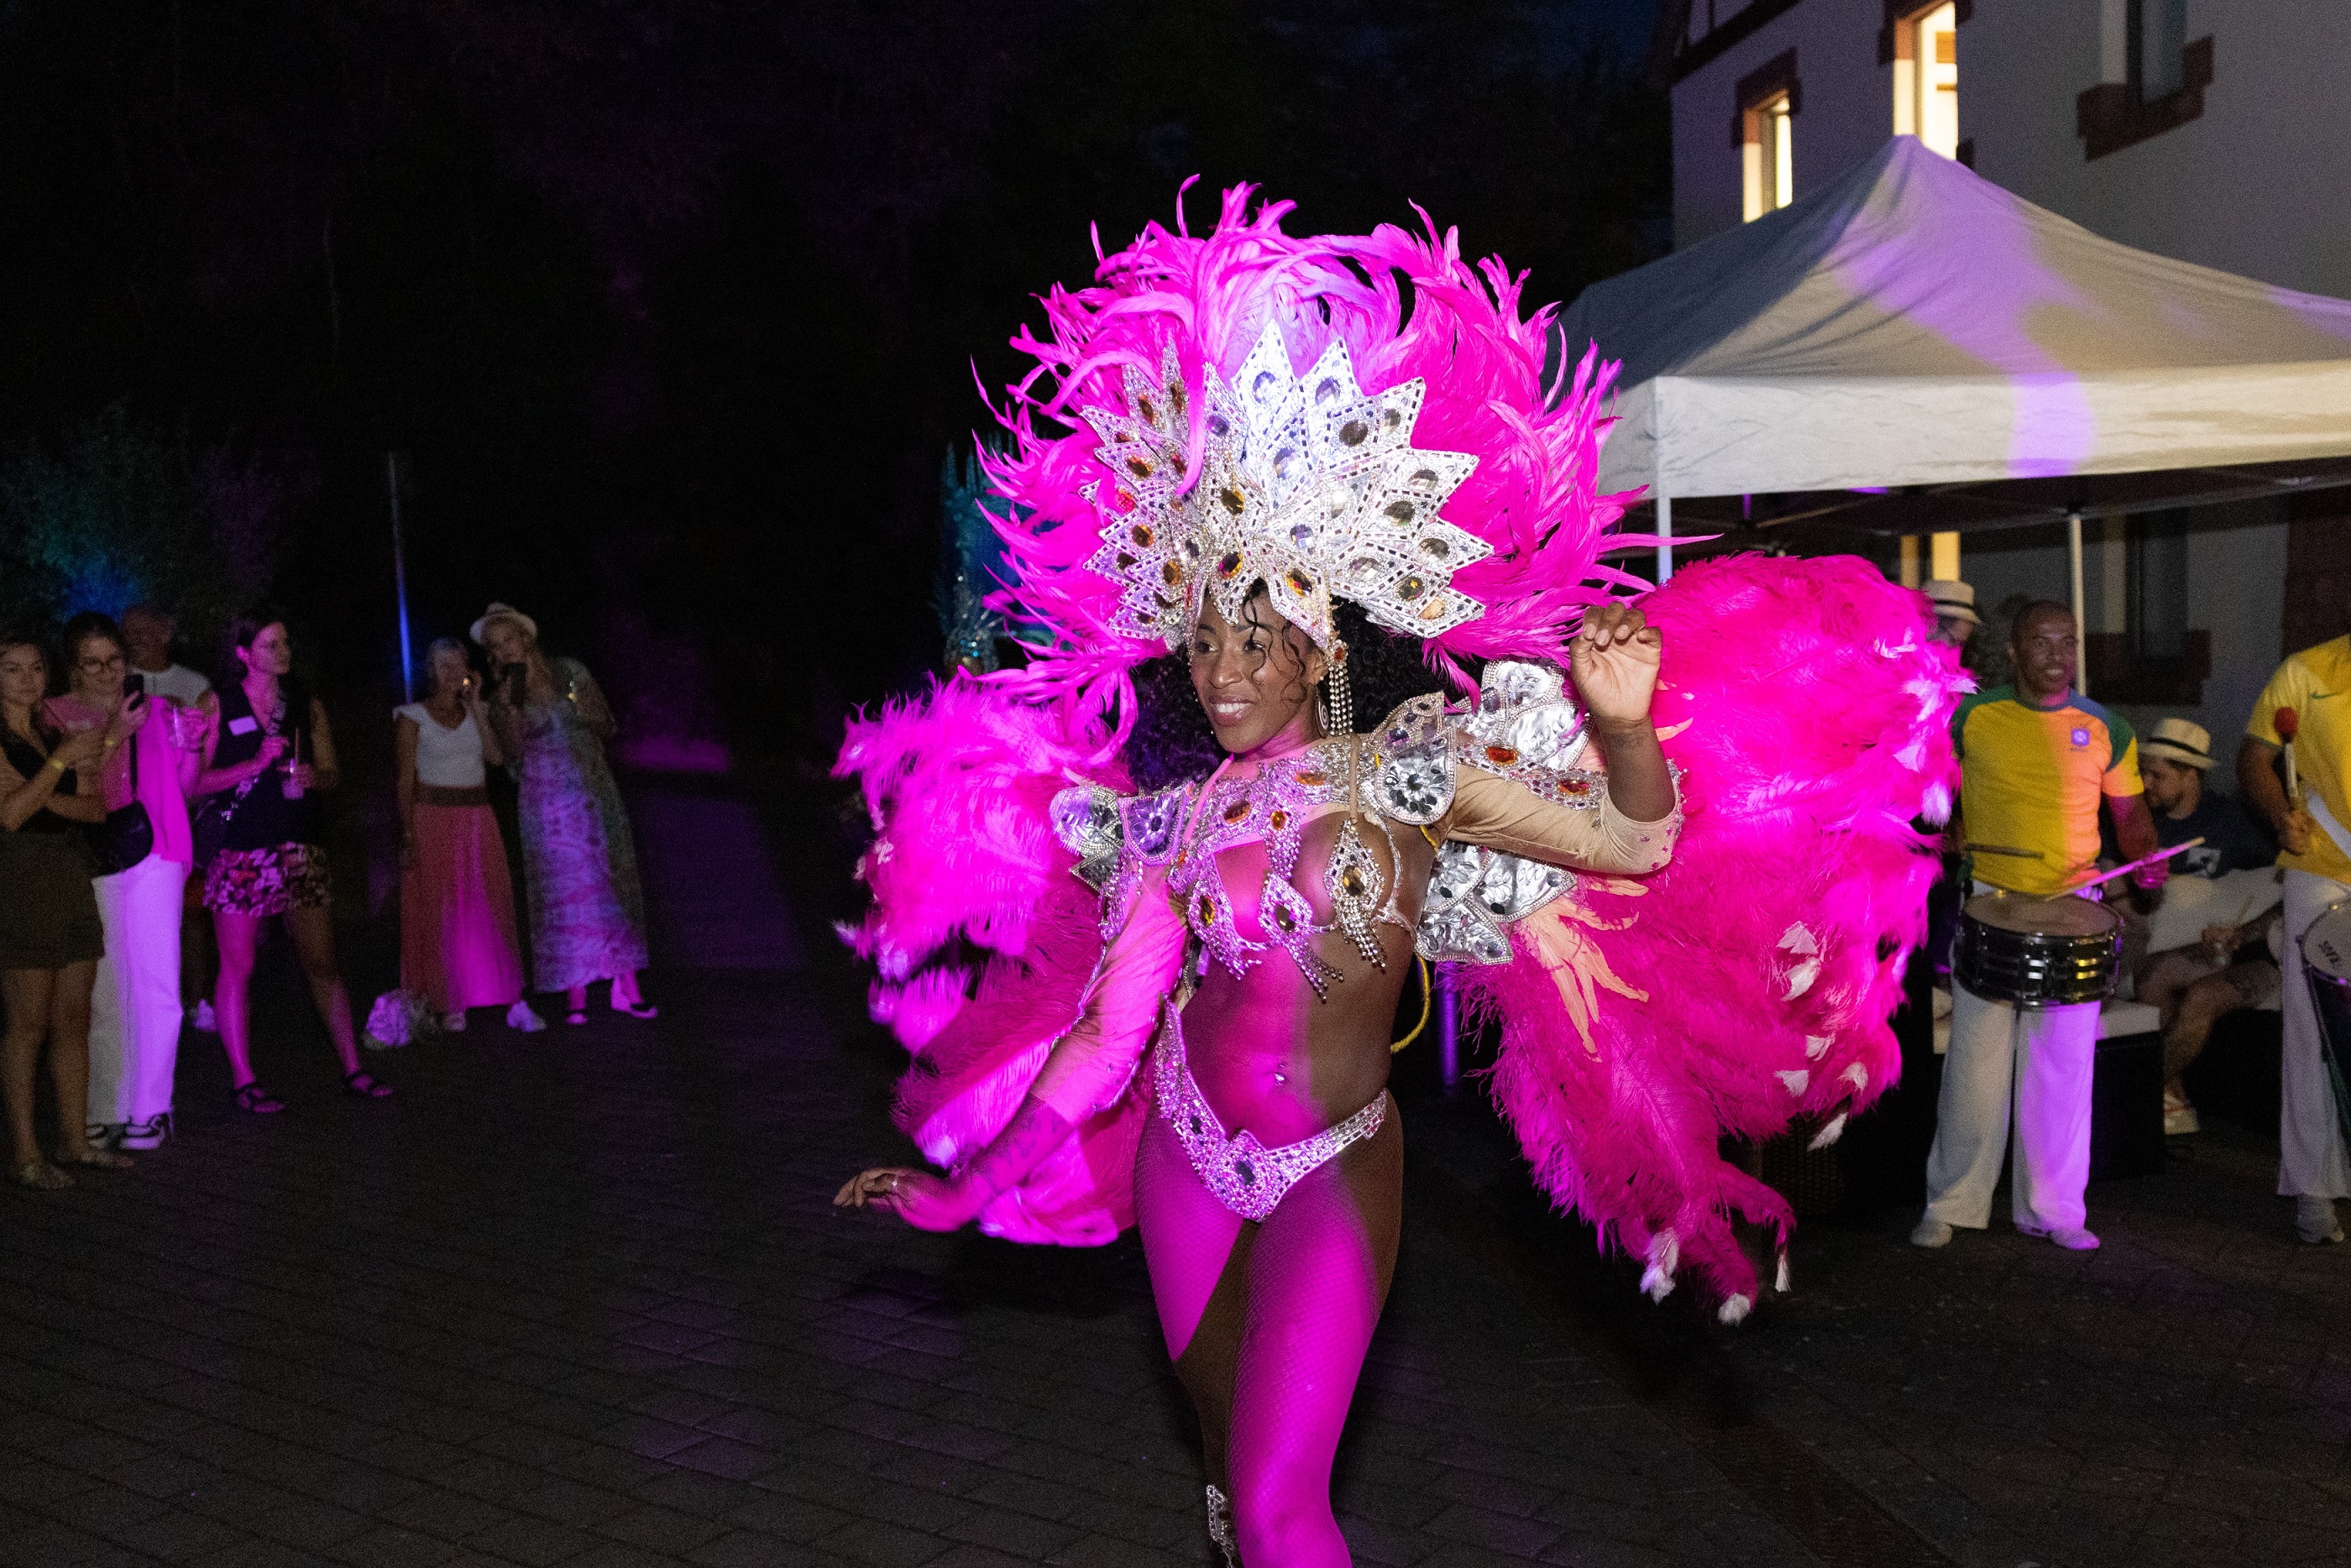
<box><xmin>474</xmin><ymin>604</ymin><xmax>654</xmax><ymax>1024</ymax></box>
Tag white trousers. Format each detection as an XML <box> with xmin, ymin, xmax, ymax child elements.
<box><xmin>1925</xmin><ymin>981</ymin><xmax>2101</xmax><ymax>1231</ymax></box>
<box><xmin>86</xmin><ymin>855</ymin><xmax>188</xmax><ymax>1137</ymax></box>
<box><xmin>2278</xmin><ymin>868</ymin><xmax>2351</xmax><ymax>1200</ymax></box>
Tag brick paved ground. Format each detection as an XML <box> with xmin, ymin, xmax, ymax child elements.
<box><xmin>3</xmin><ymin>780</ymin><xmax>2348</xmax><ymax>1567</ymax></box>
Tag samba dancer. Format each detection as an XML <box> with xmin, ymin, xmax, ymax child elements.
<box><xmin>1915</xmin><ymin>601</ymin><xmax>2162</xmax><ymax>1252</ymax></box>
<box><xmin>833</xmin><ymin>189</ymin><xmax>1963</xmax><ymax>1565</ymax></box>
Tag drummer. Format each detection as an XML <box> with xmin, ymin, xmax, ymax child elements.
<box><xmin>1914</xmin><ymin>600</ymin><xmax>2164</xmax><ymax>1253</ymax></box>
<box><xmin>2240</xmin><ymin>622</ymin><xmax>2351</xmax><ymax>1244</ymax></box>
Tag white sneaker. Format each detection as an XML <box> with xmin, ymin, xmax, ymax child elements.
<box><xmin>192</xmin><ymin>1000</ymin><xmax>217</xmax><ymax>1033</ymax></box>
<box><xmin>2163</xmin><ymin>1091</ymin><xmax>2201</xmax><ymax>1137</ymax></box>
<box><xmin>1909</xmin><ymin>1216</ymin><xmax>1954</xmax><ymax>1248</ymax></box>
<box><xmin>2023</xmin><ymin>1224</ymin><xmax>2101</xmax><ymax>1251</ymax></box>
<box><xmin>506</xmin><ymin>1001</ymin><xmax>547</xmax><ymax>1033</ymax></box>
<box><xmin>118</xmin><ymin>1115</ymin><xmax>168</xmax><ymax>1151</ymax></box>
<box><xmin>2296</xmin><ymin>1194</ymin><xmax>2343</xmax><ymax>1245</ymax></box>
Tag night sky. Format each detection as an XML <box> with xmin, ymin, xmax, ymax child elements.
<box><xmin>0</xmin><ymin>0</ymin><xmax>1668</xmax><ymax>764</ymax></box>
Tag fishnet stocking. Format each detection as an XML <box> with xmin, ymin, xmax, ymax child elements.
<box><xmin>1136</xmin><ymin>1097</ymin><xmax>1403</xmax><ymax>1566</ymax></box>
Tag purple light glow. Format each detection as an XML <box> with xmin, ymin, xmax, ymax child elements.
<box><xmin>1826</xmin><ymin>142</ymin><xmax>2102</xmax><ymax>478</ymax></box>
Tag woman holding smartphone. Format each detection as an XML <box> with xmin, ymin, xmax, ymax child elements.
<box><xmin>395</xmin><ymin>638</ymin><xmax>540</xmax><ymax>1035</ymax></box>
<box><xmin>1</xmin><ymin>629</ymin><xmax>138</xmax><ymax>1187</ymax></box>
<box><xmin>196</xmin><ymin>608</ymin><xmax>390</xmax><ymax>1111</ymax></box>
<box><xmin>48</xmin><ymin>612</ymin><xmax>207</xmax><ymax>1149</ymax></box>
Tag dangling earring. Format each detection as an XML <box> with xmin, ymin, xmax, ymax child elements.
<box><xmin>1324</xmin><ymin>641</ymin><xmax>1354</xmax><ymax>737</ymax></box>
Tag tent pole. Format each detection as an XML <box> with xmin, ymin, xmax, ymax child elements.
<box><xmin>2066</xmin><ymin>510</ymin><xmax>2087</xmax><ymax>698</ymax></box>
<box><xmin>1656</xmin><ymin>494</ymin><xmax>1673</xmax><ymax>583</ymax></box>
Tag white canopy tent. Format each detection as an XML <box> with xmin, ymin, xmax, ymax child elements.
<box><xmin>1555</xmin><ymin>136</ymin><xmax>2351</xmax><ymax>604</ymax></box>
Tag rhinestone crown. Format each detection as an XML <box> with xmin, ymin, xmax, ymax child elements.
<box><xmin>1081</xmin><ymin>326</ymin><xmax>1490</xmax><ymax>651</ymax></box>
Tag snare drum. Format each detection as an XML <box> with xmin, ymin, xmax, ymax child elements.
<box><xmin>2299</xmin><ymin>905</ymin><xmax>2351</xmax><ymax>1146</ymax></box>
<box><xmin>1956</xmin><ymin>893</ymin><xmax>2121</xmax><ymax>1008</ymax></box>
<box><xmin>2307</xmin><ymin>904</ymin><xmax>2351</xmax><ymax>996</ymax></box>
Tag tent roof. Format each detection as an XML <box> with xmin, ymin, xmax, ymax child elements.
<box><xmin>1557</xmin><ymin>136</ymin><xmax>2351</xmax><ymax>501</ymax></box>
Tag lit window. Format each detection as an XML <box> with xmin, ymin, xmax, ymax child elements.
<box><xmin>1736</xmin><ymin>51</ymin><xmax>1800</xmax><ymax>222</ymax></box>
<box><xmin>1743</xmin><ymin>94</ymin><xmax>1793</xmax><ymax>220</ymax></box>
<box><xmin>1892</xmin><ymin>3</ymin><xmax>1960</xmax><ymax>159</ymax></box>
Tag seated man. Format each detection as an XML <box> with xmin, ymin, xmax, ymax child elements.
<box><xmin>2114</xmin><ymin>719</ymin><xmax>2281</xmax><ymax>1134</ymax></box>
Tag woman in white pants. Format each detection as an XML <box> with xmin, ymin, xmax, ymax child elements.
<box><xmin>47</xmin><ymin>614</ymin><xmax>205</xmax><ymax>1149</ymax></box>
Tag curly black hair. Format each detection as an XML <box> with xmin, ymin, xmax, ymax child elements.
<box><xmin>1124</xmin><ymin>596</ymin><xmax>1453</xmax><ymax>790</ymax></box>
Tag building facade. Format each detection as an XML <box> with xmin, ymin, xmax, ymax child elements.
<box><xmin>1655</xmin><ymin>0</ymin><xmax>2351</xmax><ymax>749</ymax></box>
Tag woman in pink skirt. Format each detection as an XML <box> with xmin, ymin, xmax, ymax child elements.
<box><xmin>396</xmin><ymin>640</ymin><xmax>542</xmax><ymax>1034</ymax></box>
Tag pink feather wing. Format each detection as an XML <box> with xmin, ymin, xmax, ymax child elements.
<box><xmin>1469</xmin><ymin>554</ymin><xmax>1967</xmax><ymax>1309</ymax></box>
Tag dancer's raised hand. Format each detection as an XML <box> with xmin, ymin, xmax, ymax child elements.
<box><xmin>1570</xmin><ymin>603</ymin><xmax>1661</xmax><ymax>728</ymax></box>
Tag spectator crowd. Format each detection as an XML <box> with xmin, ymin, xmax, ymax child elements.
<box><xmin>0</xmin><ymin>601</ymin><xmax>654</xmax><ymax>1189</ymax></box>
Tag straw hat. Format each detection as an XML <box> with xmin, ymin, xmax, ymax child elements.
<box><xmin>2142</xmin><ymin>717</ymin><xmax>2214</xmax><ymax>770</ymax></box>
<box><xmin>469</xmin><ymin>603</ymin><xmax>538</xmax><ymax>646</ymax></box>
<box><xmin>1923</xmin><ymin>579</ymin><xmax>1982</xmax><ymax>628</ymax></box>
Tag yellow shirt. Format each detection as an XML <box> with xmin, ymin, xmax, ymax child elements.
<box><xmin>2248</xmin><ymin>635</ymin><xmax>2351</xmax><ymax>885</ymax></box>
<box><xmin>1955</xmin><ymin>685</ymin><xmax>2143</xmax><ymax>896</ymax></box>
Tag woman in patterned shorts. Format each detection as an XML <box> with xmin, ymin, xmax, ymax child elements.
<box><xmin>193</xmin><ymin>609</ymin><xmax>390</xmax><ymax>1111</ymax></box>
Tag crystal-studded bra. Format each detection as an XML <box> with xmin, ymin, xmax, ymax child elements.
<box><xmin>1051</xmin><ymin>659</ymin><xmax>1646</xmax><ymax>991</ymax></box>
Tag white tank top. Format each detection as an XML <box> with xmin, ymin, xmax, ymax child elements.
<box><xmin>397</xmin><ymin>703</ymin><xmax>488</xmax><ymax>788</ymax></box>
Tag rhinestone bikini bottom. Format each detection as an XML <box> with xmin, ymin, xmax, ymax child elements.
<box><xmin>1152</xmin><ymin>1006</ymin><xmax>1388</xmax><ymax>1223</ymax></box>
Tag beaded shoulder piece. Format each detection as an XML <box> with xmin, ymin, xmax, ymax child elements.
<box><xmin>1051</xmin><ymin>781</ymin><xmax>1193</xmax><ymax>937</ymax></box>
<box><xmin>1417</xmin><ymin>660</ymin><xmax>1608</xmax><ymax>966</ymax></box>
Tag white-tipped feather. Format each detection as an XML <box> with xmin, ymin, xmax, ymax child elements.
<box><xmin>1641</xmin><ymin>1230</ymin><xmax>1680</xmax><ymax>1302</ymax></box>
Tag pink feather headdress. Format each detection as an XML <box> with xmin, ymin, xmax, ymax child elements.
<box><xmin>977</xmin><ymin>181</ymin><xmax>1651</xmax><ymax>699</ymax></box>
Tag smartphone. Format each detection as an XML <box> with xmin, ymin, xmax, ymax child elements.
<box><xmin>503</xmin><ymin>663</ymin><xmax>526</xmax><ymax>706</ymax></box>
<box><xmin>123</xmin><ymin>672</ymin><xmax>145</xmax><ymax>700</ymax></box>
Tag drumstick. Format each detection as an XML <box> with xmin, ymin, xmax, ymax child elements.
<box><xmin>2056</xmin><ymin>837</ymin><xmax>2204</xmax><ymax>896</ymax></box>
<box><xmin>1964</xmin><ymin>843</ymin><xmax>2045</xmax><ymax>859</ymax></box>
<box><xmin>2276</xmin><ymin>708</ymin><xmax>2301</xmax><ymax>805</ymax></box>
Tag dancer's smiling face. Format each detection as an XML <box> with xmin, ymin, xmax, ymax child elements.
<box><xmin>1188</xmin><ymin>590</ymin><xmax>1327</xmax><ymax>757</ymax></box>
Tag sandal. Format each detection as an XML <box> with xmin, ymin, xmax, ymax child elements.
<box><xmin>234</xmin><ymin>1083</ymin><xmax>286</xmax><ymax>1116</ymax></box>
<box><xmin>611</xmin><ymin>999</ymin><xmax>659</xmax><ymax>1020</ymax></box>
<box><xmin>564</xmin><ymin>1009</ymin><xmax>589</xmax><ymax>1027</ymax></box>
<box><xmin>55</xmin><ymin>1147</ymin><xmax>134</xmax><ymax>1170</ymax></box>
<box><xmin>13</xmin><ymin>1160</ymin><xmax>71</xmax><ymax>1190</ymax></box>
<box><xmin>343</xmin><ymin>1070</ymin><xmax>394</xmax><ymax>1099</ymax></box>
